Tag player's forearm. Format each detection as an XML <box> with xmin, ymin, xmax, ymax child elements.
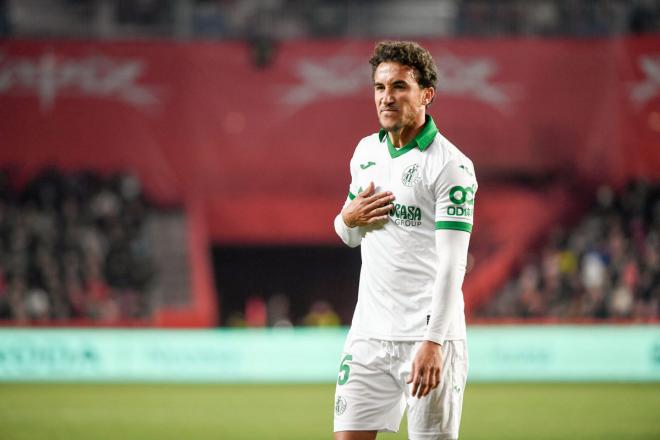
<box><xmin>424</xmin><ymin>229</ymin><xmax>470</xmax><ymax>345</ymax></box>
<box><xmin>334</xmin><ymin>213</ymin><xmax>362</xmax><ymax>247</ymax></box>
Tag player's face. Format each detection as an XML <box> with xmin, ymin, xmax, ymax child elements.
<box><xmin>373</xmin><ymin>61</ymin><xmax>432</xmax><ymax>133</ymax></box>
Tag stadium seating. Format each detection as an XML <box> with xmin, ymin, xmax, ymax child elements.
<box><xmin>479</xmin><ymin>180</ymin><xmax>659</xmax><ymax>321</ymax></box>
<box><xmin>0</xmin><ymin>169</ymin><xmax>154</xmax><ymax>323</ymax></box>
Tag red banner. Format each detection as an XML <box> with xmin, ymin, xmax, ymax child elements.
<box><xmin>1</xmin><ymin>38</ymin><xmax>659</xmax><ymax>244</ymax></box>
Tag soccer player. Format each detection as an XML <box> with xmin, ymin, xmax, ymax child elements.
<box><xmin>333</xmin><ymin>41</ymin><xmax>477</xmax><ymax>440</ymax></box>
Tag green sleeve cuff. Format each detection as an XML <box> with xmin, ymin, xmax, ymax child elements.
<box><xmin>348</xmin><ymin>191</ymin><xmax>356</xmax><ymax>200</ymax></box>
<box><xmin>435</xmin><ymin>221</ymin><xmax>472</xmax><ymax>233</ymax></box>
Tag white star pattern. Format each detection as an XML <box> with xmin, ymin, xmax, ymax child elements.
<box><xmin>281</xmin><ymin>55</ymin><xmax>368</xmax><ymax>111</ymax></box>
<box><xmin>630</xmin><ymin>54</ymin><xmax>660</xmax><ymax>109</ymax></box>
<box><xmin>0</xmin><ymin>51</ymin><xmax>158</xmax><ymax>112</ymax></box>
<box><xmin>434</xmin><ymin>52</ymin><xmax>520</xmax><ymax>112</ymax></box>
<box><xmin>282</xmin><ymin>52</ymin><xmax>520</xmax><ymax>113</ymax></box>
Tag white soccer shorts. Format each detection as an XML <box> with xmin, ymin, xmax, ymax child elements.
<box><xmin>333</xmin><ymin>333</ymin><xmax>468</xmax><ymax>440</ymax></box>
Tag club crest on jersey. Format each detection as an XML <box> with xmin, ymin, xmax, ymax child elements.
<box><xmin>335</xmin><ymin>395</ymin><xmax>347</xmax><ymax>415</ymax></box>
<box><xmin>401</xmin><ymin>164</ymin><xmax>422</xmax><ymax>187</ymax></box>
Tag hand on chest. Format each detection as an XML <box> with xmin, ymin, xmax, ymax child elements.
<box><xmin>355</xmin><ymin>155</ymin><xmax>433</xmax><ymax>230</ymax></box>
<box><xmin>356</xmin><ymin>157</ymin><xmax>428</xmax><ymax>202</ymax></box>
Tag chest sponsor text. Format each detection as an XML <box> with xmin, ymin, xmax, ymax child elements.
<box><xmin>389</xmin><ymin>203</ymin><xmax>422</xmax><ymax>227</ymax></box>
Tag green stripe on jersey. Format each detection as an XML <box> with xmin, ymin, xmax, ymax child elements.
<box><xmin>435</xmin><ymin>221</ymin><xmax>472</xmax><ymax>233</ymax></box>
<box><xmin>348</xmin><ymin>191</ymin><xmax>356</xmax><ymax>200</ymax></box>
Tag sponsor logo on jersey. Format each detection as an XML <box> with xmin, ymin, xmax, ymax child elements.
<box><xmin>447</xmin><ymin>184</ymin><xmax>476</xmax><ymax>218</ymax></box>
<box><xmin>335</xmin><ymin>395</ymin><xmax>347</xmax><ymax>416</ymax></box>
<box><xmin>360</xmin><ymin>161</ymin><xmax>376</xmax><ymax>170</ymax></box>
<box><xmin>389</xmin><ymin>203</ymin><xmax>422</xmax><ymax>227</ymax></box>
<box><xmin>401</xmin><ymin>164</ymin><xmax>422</xmax><ymax>187</ymax></box>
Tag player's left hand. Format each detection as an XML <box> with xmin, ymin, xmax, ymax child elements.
<box><xmin>407</xmin><ymin>340</ymin><xmax>442</xmax><ymax>398</ymax></box>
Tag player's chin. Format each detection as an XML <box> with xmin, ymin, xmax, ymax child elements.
<box><xmin>378</xmin><ymin>115</ymin><xmax>400</xmax><ymax>131</ymax></box>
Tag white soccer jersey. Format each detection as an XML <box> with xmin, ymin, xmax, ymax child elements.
<box><xmin>335</xmin><ymin>115</ymin><xmax>476</xmax><ymax>342</ymax></box>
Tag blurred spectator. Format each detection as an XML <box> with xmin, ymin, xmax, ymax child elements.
<box><xmin>629</xmin><ymin>0</ymin><xmax>660</xmax><ymax>34</ymax></box>
<box><xmin>303</xmin><ymin>300</ymin><xmax>340</xmax><ymax>327</ymax></box>
<box><xmin>482</xmin><ymin>180</ymin><xmax>660</xmax><ymax>321</ymax></box>
<box><xmin>0</xmin><ymin>168</ymin><xmax>155</xmax><ymax>323</ymax></box>
<box><xmin>191</xmin><ymin>0</ymin><xmax>227</xmax><ymax>36</ymax></box>
<box><xmin>267</xmin><ymin>293</ymin><xmax>292</xmax><ymax>327</ymax></box>
<box><xmin>115</xmin><ymin>0</ymin><xmax>172</xmax><ymax>26</ymax></box>
<box><xmin>244</xmin><ymin>295</ymin><xmax>267</xmax><ymax>327</ymax></box>
<box><xmin>0</xmin><ymin>0</ymin><xmax>10</xmax><ymax>37</ymax></box>
<box><xmin>226</xmin><ymin>311</ymin><xmax>246</xmax><ymax>327</ymax></box>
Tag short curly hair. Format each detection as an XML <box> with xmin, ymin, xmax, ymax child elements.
<box><xmin>369</xmin><ymin>41</ymin><xmax>438</xmax><ymax>90</ymax></box>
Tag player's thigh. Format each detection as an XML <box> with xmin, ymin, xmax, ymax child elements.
<box><xmin>334</xmin><ymin>336</ymin><xmax>406</xmax><ymax>433</ymax></box>
<box><xmin>407</xmin><ymin>340</ymin><xmax>468</xmax><ymax>440</ymax></box>
<box><xmin>334</xmin><ymin>430</ymin><xmax>377</xmax><ymax>440</ymax></box>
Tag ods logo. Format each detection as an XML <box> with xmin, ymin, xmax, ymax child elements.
<box><xmin>449</xmin><ymin>185</ymin><xmax>475</xmax><ymax>205</ymax></box>
<box><xmin>447</xmin><ymin>184</ymin><xmax>475</xmax><ymax>217</ymax></box>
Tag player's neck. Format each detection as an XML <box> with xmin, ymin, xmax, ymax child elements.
<box><xmin>388</xmin><ymin>114</ymin><xmax>426</xmax><ymax>148</ymax></box>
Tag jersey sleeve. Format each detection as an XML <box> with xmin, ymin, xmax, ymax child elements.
<box><xmin>346</xmin><ymin>155</ymin><xmax>360</xmax><ymax>205</ymax></box>
<box><xmin>424</xmin><ymin>228</ymin><xmax>470</xmax><ymax>344</ymax></box>
<box><xmin>434</xmin><ymin>159</ymin><xmax>477</xmax><ymax>234</ymax></box>
<box><xmin>334</xmin><ymin>150</ymin><xmax>364</xmax><ymax>248</ymax></box>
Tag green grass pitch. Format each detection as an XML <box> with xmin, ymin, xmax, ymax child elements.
<box><xmin>1</xmin><ymin>383</ymin><xmax>659</xmax><ymax>439</ymax></box>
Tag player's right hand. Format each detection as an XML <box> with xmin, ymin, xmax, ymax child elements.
<box><xmin>341</xmin><ymin>182</ymin><xmax>395</xmax><ymax>228</ymax></box>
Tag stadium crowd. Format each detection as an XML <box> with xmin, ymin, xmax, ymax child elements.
<box><xmin>2</xmin><ymin>0</ymin><xmax>660</xmax><ymax>40</ymax></box>
<box><xmin>0</xmin><ymin>169</ymin><xmax>154</xmax><ymax>323</ymax></box>
<box><xmin>481</xmin><ymin>180</ymin><xmax>660</xmax><ymax>321</ymax></box>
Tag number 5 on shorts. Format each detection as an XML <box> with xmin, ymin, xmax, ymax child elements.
<box><xmin>337</xmin><ymin>354</ymin><xmax>353</xmax><ymax>385</ymax></box>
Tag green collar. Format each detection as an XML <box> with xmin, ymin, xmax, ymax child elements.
<box><xmin>378</xmin><ymin>115</ymin><xmax>438</xmax><ymax>158</ymax></box>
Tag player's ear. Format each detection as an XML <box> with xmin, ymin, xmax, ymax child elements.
<box><xmin>423</xmin><ymin>87</ymin><xmax>435</xmax><ymax>106</ymax></box>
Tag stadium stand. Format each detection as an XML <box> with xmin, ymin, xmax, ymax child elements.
<box><xmin>3</xmin><ymin>0</ymin><xmax>660</xmax><ymax>40</ymax></box>
<box><xmin>480</xmin><ymin>180</ymin><xmax>660</xmax><ymax>322</ymax></box>
<box><xmin>0</xmin><ymin>168</ymin><xmax>155</xmax><ymax>322</ymax></box>
<box><xmin>0</xmin><ymin>168</ymin><xmax>209</xmax><ymax>326</ymax></box>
